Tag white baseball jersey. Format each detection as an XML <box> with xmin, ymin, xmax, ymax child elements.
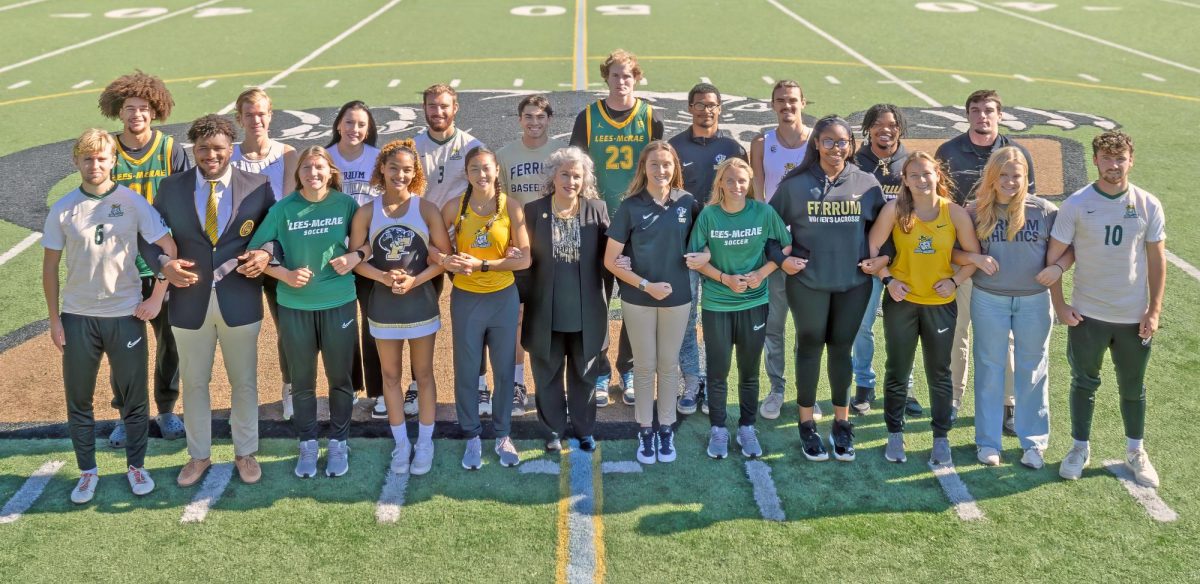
<box><xmin>415</xmin><ymin>128</ymin><xmax>483</xmax><ymax>210</ymax></box>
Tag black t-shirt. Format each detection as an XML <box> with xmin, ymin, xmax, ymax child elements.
<box><xmin>607</xmin><ymin>188</ymin><xmax>701</xmax><ymax>307</ymax></box>
<box><xmin>551</xmin><ymin>256</ymin><xmax>583</xmax><ymax>333</ymax></box>
<box><xmin>569</xmin><ymin>101</ymin><xmax>665</xmax><ymax>149</ymax></box>
<box><xmin>668</xmin><ymin>127</ymin><xmax>748</xmax><ymax>200</ymax></box>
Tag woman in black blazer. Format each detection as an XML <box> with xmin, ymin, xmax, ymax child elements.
<box><xmin>522</xmin><ymin>147</ymin><xmax>612</xmax><ymax>452</ymax></box>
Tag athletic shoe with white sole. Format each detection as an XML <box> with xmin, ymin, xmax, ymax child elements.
<box><xmin>850</xmin><ymin>386</ymin><xmax>874</xmax><ymax>416</ymax></box>
<box><xmin>512</xmin><ymin>384</ymin><xmax>528</xmax><ymax>417</ymax></box>
<box><xmin>1002</xmin><ymin>405</ymin><xmax>1017</xmax><ymax>437</ymax></box>
<box><xmin>799</xmin><ymin>421</ymin><xmax>828</xmax><ymax>461</ymax></box>
<box><xmin>1058</xmin><ymin>443</ymin><xmax>1090</xmax><ymax>481</ymax></box>
<box><xmin>462</xmin><ymin>437</ymin><xmax>482</xmax><ymax>470</ymax></box>
<box><xmin>295</xmin><ymin>439</ymin><xmax>319</xmax><ymax>478</ymax></box>
<box><xmin>707</xmin><ymin>426</ymin><xmax>729</xmax><ymax>459</ymax></box>
<box><xmin>495</xmin><ymin>436</ymin><xmax>521</xmax><ymax>467</ymax></box>
<box><xmin>281</xmin><ymin>383</ymin><xmax>294</xmax><ymax>421</ymax></box>
<box><xmin>325</xmin><ymin>439</ymin><xmax>350</xmax><ymax>477</ymax></box>
<box><xmin>977</xmin><ymin>446</ymin><xmax>1001</xmax><ymax>466</ymax></box>
<box><xmin>545</xmin><ymin>435</ymin><xmax>562</xmax><ymax>452</ymax></box>
<box><xmin>578</xmin><ymin>435</ymin><xmax>596</xmax><ymax>452</ymax></box>
<box><xmin>929</xmin><ymin>437</ymin><xmax>952</xmax><ymax>466</ymax></box>
<box><xmin>126</xmin><ymin>465</ymin><xmax>155</xmax><ymax>496</ymax></box>
<box><xmin>410</xmin><ymin>439</ymin><xmax>434</xmax><ymax>476</ymax></box>
<box><xmin>637</xmin><ymin>428</ymin><xmax>657</xmax><ymax>465</ymax></box>
<box><xmin>885</xmin><ymin>432</ymin><xmax>907</xmax><ymax>463</ymax></box>
<box><xmin>621</xmin><ymin>372</ymin><xmax>635</xmax><ymax>406</ymax></box>
<box><xmin>1125</xmin><ymin>448</ymin><xmax>1160</xmax><ymax>489</ymax></box>
<box><xmin>390</xmin><ymin>441</ymin><xmax>411</xmax><ymax>474</ymax></box>
<box><xmin>697</xmin><ymin>378</ymin><xmax>708</xmax><ymax>415</ymax></box>
<box><xmin>737</xmin><ymin>425</ymin><xmax>763</xmax><ymax>459</ymax></box>
<box><xmin>657</xmin><ymin>427</ymin><xmax>677</xmax><ymax>463</ymax></box>
<box><xmin>677</xmin><ymin>376</ymin><xmax>700</xmax><ymax>415</ymax></box>
<box><xmin>594</xmin><ymin>373</ymin><xmax>611</xmax><ymax>408</ymax></box>
<box><xmin>1020</xmin><ymin>447</ymin><xmax>1045</xmax><ymax>470</ymax></box>
<box><xmin>71</xmin><ymin>471</ymin><xmax>97</xmax><ymax>504</ymax></box>
<box><xmin>758</xmin><ymin>392</ymin><xmax>785</xmax><ymax>420</ymax></box>
<box><xmin>829</xmin><ymin>419</ymin><xmax>856</xmax><ymax>462</ymax></box>
<box><xmin>478</xmin><ymin>389</ymin><xmax>492</xmax><ymax>417</ymax></box>
<box><xmin>156</xmin><ymin>412</ymin><xmax>186</xmax><ymax>440</ymax></box>
<box><xmin>372</xmin><ymin>397</ymin><xmax>388</xmax><ymax>420</ymax></box>
<box><xmin>108</xmin><ymin>422</ymin><xmax>127</xmax><ymax>449</ymax></box>
<box><xmin>402</xmin><ymin>382</ymin><xmax>419</xmax><ymax>417</ymax></box>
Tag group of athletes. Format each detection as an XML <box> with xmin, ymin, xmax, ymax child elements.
<box><xmin>43</xmin><ymin>49</ymin><xmax>1166</xmax><ymax>505</ymax></box>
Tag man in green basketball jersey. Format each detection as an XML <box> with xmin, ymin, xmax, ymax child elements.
<box><xmin>98</xmin><ymin>71</ymin><xmax>191</xmax><ymax>447</ymax></box>
<box><xmin>569</xmin><ymin>48</ymin><xmax>664</xmax><ymax>406</ymax></box>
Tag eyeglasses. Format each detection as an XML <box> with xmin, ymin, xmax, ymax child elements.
<box><xmin>820</xmin><ymin>138</ymin><xmax>850</xmax><ymax>149</ymax></box>
<box><xmin>690</xmin><ymin>103</ymin><xmax>720</xmax><ymax>113</ymax></box>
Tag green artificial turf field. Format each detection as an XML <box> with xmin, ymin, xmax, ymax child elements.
<box><xmin>0</xmin><ymin>1</ymin><xmax>1198</xmax><ymax>582</ymax></box>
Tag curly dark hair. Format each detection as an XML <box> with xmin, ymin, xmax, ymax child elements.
<box><xmin>186</xmin><ymin>114</ymin><xmax>238</xmax><ymax>143</ymax></box>
<box><xmin>98</xmin><ymin>70</ymin><xmax>174</xmax><ymax>121</ymax></box>
<box><xmin>371</xmin><ymin>139</ymin><xmax>427</xmax><ymax>195</ymax></box>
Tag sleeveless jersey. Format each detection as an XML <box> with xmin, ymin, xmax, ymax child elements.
<box><xmin>232</xmin><ymin>141</ymin><xmax>287</xmax><ymax>200</ymax></box>
<box><xmin>113</xmin><ymin>129</ymin><xmax>176</xmax><ymax>277</ymax></box>
<box><xmin>452</xmin><ymin>193</ymin><xmax>513</xmax><ymax>293</ymax></box>
<box><xmin>329</xmin><ymin>144</ymin><xmax>381</xmax><ymax>206</ymax></box>
<box><xmin>585</xmin><ymin>99</ymin><xmax>653</xmax><ymax>216</ymax></box>
<box><xmin>367</xmin><ymin>196</ymin><xmax>441</xmax><ymax>339</ymax></box>
<box><xmin>761</xmin><ymin>129</ymin><xmax>808</xmax><ymax>203</ymax></box>
<box><xmin>890</xmin><ymin>199</ymin><xmax>957</xmax><ymax>305</ymax></box>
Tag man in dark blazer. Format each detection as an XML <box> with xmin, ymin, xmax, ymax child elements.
<box><xmin>521</xmin><ymin>149</ymin><xmax>613</xmax><ymax>452</ymax></box>
<box><xmin>147</xmin><ymin>114</ymin><xmax>275</xmax><ymax>488</ymax></box>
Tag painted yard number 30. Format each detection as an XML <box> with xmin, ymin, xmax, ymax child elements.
<box><xmin>511</xmin><ymin>5</ymin><xmax>651</xmax><ymax>16</ymax></box>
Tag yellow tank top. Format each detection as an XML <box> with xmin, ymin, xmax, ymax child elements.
<box><xmin>453</xmin><ymin>192</ymin><xmax>514</xmax><ymax>293</ymax></box>
<box><xmin>890</xmin><ymin>199</ymin><xmax>956</xmax><ymax>305</ymax></box>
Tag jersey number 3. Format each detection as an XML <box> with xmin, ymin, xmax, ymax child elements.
<box><xmin>605</xmin><ymin>145</ymin><xmax>634</xmax><ymax>171</ymax></box>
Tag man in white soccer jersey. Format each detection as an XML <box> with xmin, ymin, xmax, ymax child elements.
<box><xmin>1048</xmin><ymin>130</ymin><xmax>1165</xmax><ymax>489</ymax></box>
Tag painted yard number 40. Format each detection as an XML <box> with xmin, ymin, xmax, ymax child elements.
<box><xmin>511</xmin><ymin>5</ymin><xmax>651</xmax><ymax>16</ymax></box>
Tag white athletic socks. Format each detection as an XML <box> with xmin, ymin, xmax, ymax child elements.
<box><xmin>1074</xmin><ymin>439</ymin><xmax>1090</xmax><ymax>450</ymax></box>
<box><xmin>390</xmin><ymin>424</ymin><xmax>408</xmax><ymax>446</ymax></box>
<box><xmin>1127</xmin><ymin>437</ymin><xmax>1143</xmax><ymax>452</ymax></box>
<box><xmin>418</xmin><ymin>422</ymin><xmax>434</xmax><ymax>443</ymax></box>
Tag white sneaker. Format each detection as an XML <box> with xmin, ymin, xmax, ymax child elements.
<box><xmin>390</xmin><ymin>440</ymin><xmax>412</xmax><ymax>474</ymax></box>
<box><xmin>71</xmin><ymin>471</ymin><xmax>98</xmax><ymax>504</ymax></box>
<box><xmin>977</xmin><ymin>447</ymin><xmax>1001</xmax><ymax>466</ymax></box>
<box><xmin>281</xmin><ymin>383</ymin><xmax>294</xmax><ymax>421</ymax></box>
<box><xmin>372</xmin><ymin>397</ymin><xmax>388</xmax><ymax>420</ymax></box>
<box><xmin>1059</xmin><ymin>443</ymin><xmax>1091</xmax><ymax>481</ymax></box>
<box><xmin>1020</xmin><ymin>447</ymin><xmax>1045</xmax><ymax>470</ymax></box>
<box><xmin>1125</xmin><ymin>448</ymin><xmax>1160</xmax><ymax>489</ymax></box>
<box><xmin>402</xmin><ymin>382</ymin><xmax>419</xmax><ymax>417</ymax></box>
<box><xmin>411</xmin><ymin>439</ymin><xmax>434</xmax><ymax>475</ymax></box>
<box><xmin>126</xmin><ymin>465</ymin><xmax>155</xmax><ymax>496</ymax></box>
<box><xmin>758</xmin><ymin>392</ymin><xmax>785</xmax><ymax>420</ymax></box>
<box><xmin>478</xmin><ymin>389</ymin><xmax>493</xmax><ymax>417</ymax></box>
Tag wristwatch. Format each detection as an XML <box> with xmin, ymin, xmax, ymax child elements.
<box><xmin>481</xmin><ymin>259</ymin><xmax>490</xmax><ymax>272</ymax></box>
<box><xmin>638</xmin><ymin>278</ymin><xmax>648</xmax><ymax>291</ymax></box>
<box><xmin>882</xmin><ymin>276</ymin><xmax>894</xmax><ymax>286</ymax></box>
<box><xmin>353</xmin><ymin>249</ymin><xmax>366</xmax><ymax>261</ymax></box>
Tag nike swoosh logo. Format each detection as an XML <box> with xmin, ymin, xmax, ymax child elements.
<box><xmin>1086</xmin><ymin>210</ymin><xmax>1096</xmax><ymax>214</ymax></box>
<box><xmin>937</xmin><ymin>328</ymin><xmax>949</xmax><ymax>334</ymax></box>
<box><xmin>127</xmin><ymin>337</ymin><xmax>143</xmax><ymax>348</ymax></box>
<box><xmin>682</xmin><ymin>162</ymin><xmax>694</xmax><ymax>167</ymax></box>
<box><xmin>753</xmin><ymin>323</ymin><xmax>766</xmax><ymax>331</ymax></box>
<box><xmin>342</xmin><ymin>320</ymin><xmax>354</xmax><ymax>329</ymax></box>
<box><xmin>642</xmin><ymin>213</ymin><xmax>654</xmax><ymax>220</ymax></box>
<box><xmin>936</xmin><ymin>224</ymin><xmax>947</xmax><ymax>228</ymax></box>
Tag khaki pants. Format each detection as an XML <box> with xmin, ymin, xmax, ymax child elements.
<box><xmin>951</xmin><ymin>278</ymin><xmax>1014</xmax><ymax>408</ymax></box>
<box><xmin>623</xmin><ymin>302</ymin><xmax>690</xmax><ymax>428</ymax></box>
<box><xmin>173</xmin><ymin>289</ymin><xmax>261</xmax><ymax>459</ymax></box>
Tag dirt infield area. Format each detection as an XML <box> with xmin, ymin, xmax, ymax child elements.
<box><xmin>0</xmin><ymin>293</ymin><xmax>639</xmax><ymax>431</ymax></box>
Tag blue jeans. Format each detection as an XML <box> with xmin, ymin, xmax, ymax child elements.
<box><xmin>678</xmin><ymin>270</ymin><xmax>704</xmax><ymax>379</ymax></box>
<box><xmin>971</xmin><ymin>287</ymin><xmax>1051</xmax><ymax>451</ymax></box>
<box><xmin>852</xmin><ymin>278</ymin><xmax>913</xmax><ymax>393</ymax></box>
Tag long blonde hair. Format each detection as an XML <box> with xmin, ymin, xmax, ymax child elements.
<box><xmin>973</xmin><ymin>147</ymin><xmax>1028</xmax><ymax>242</ymax></box>
<box><xmin>708</xmin><ymin>158</ymin><xmax>756</xmax><ymax>206</ymax></box>
<box><xmin>896</xmin><ymin>151</ymin><xmax>951</xmax><ymax>234</ymax></box>
<box><xmin>623</xmin><ymin>140</ymin><xmax>684</xmax><ymax>199</ymax></box>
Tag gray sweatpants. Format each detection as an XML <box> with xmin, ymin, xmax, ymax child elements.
<box><xmin>451</xmin><ymin>285</ymin><xmax>519</xmax><ymax>438</ymax></box>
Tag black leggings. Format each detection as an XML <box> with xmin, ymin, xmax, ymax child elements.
<box><xmin>702</xmin><ymin>304</ymin><xmax>769</xmax><ymax>427</ymax></box>
<box><xmin>785</xmin><ymin>279</ymin><xmax>873</xmax><ymax>409</ymax></box>
<box><xmin>882</xmin><ymin>297</ymin><xmax>957</xmax><ymax>437</ymax></box>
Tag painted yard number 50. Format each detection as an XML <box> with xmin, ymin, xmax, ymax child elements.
<box><xmin>511</xmin><ymin>5</ymin><xmax>650</xmax><ymax>16</ymax></box>
<box><xmin>605</xmin><ymin>145</ymin><xmax>634</xmax><ymax>170</ymax></box>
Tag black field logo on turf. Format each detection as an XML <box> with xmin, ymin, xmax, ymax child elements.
<box><xmin>0</xmin><ymin>91</ymin><xmax>1114</xmax><ymax>232</ymax></box>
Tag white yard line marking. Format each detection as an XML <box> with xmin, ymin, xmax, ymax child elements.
<box><xmin>951</xmin><ymin>74</ymin><xmax>971</xmax><ymax>83</ymax></box>
<box><xmin>513</xmin><ymin>78</ymin><xmax>524</xmax><ymax>87</ymax></box>
<box><xmin>6</xmin><ymin>80</ymin><xmax>30</xmax><ymax>90</ymax></box>
<box><xmin>217</xmin><ymin>0</ymin><xmax>404</xmax><ymax>114</ymax></box>
<box><xmin>599</xmin><ymin>461</ymin><xmax>641</xmax><ymax>473</ymax></box>
<box><xmin>929</xmin><ymin>462</ymin><xmax>985</xmax><ymax>521</ymax></box>
<box><xmin>449</xmin><ymin>78</ymin><xmax>461</xmax><ymax>88</ymax></box>
<box><xmin>761</xmin><ymin>75</ymin><xmax>775</xmax><ymax>84</ymax></box>
<box><xmin>824</xmin><ymin>75</ymin><xmax>840</xmax><ymax>85</ymax></box>
<box><xmin>0</xmin><ymin>460</ymin><xmax>64</xmax><ymax>524</ymax></box>
<box><xmin>1161</xmin><ymin>0</ymin><xmax>1200</xmax><ymax>8</ymax></box>
<box><xmin>324</xmin><ymin>79</ymin><xmax>339</xmax><ymax>88</ymax></box>
<box><xmin>1166</xmin><ymin>250</ymin><xmax>1200</xmax><ymax>283</ymax></box>
<box><xmin>375</xmin><ymin>469</ymin><xmax>410</xmax><ymax>523</ymax></box>
<box><xmin>0</xmin><ymin>233</ymin><xmax>40</xmax><ymax>267</ymax></box>
<box><xmin>179</xmin><ymin>463</ymin><xmax>233</xmax><ymax>524</ymax></box>
<box><xmin>50</xmin><ymin>12</ymin><xmax>90</xmax><ymax>18</ymax></box>
<box><xmin>572</xmin><ymin>0</ymin><xmax>587</xmax><ymax>90</ymax></box>
<box><xmin>388</xmin><ymin>78</ymin><xmax>401</xmax><ymax>88</ymax></box>
<box><xmin>0</xmin><ymin>0</ymin><xmax>224</xmax><ymax>76</ymax></box>
<box><xmin>878</xmin><ymin>79</ymin><xmax>923</xmax><ymax>84</ymax></box>
<box><xmin>1014</xmin><ymin>74</ymin><xmax>1035</xmax><ymax>82</ymax></box>
<box><xmin>1103</xmin><ymin>460</ymin><xmax>1178</xmax><ymax>522</ymax></box>
<box><xmin>71</xmin><ymin>79</ymin><xmax>93</xmax><ymax>89</ymax></box>
<box><xmin>767</xmin><ymin>0</ymin><xmax>941</xmax><ymax>106</ymax></box>
<box><xmin>1142</xmin><ymin>72</ymin><xmax>1166</xmax><ymax>82</ymax></box>
<box><xmin>1082</xmin><ymin>6</ymin><xmax>1122</xmax><ymax>10</ymax></box>
<box><xmin>744</xmin><ymin>460</ymin><xmax>785</xmax><ymax>521</ymax></box>
<box><xmin>197</xmin><ymin>79</ymin><xmax>216</xmax><ymax>89</ymax></box>
<box><xmin>699</xmin><ymin>76</ymin><xmax>711</xmax><ymax>84</ymax></box>
<box><xmin>963</xmin><ymin>0</ymin><xmax>1200</xmax><ymax>76</ymax></box>
<box><xmin>565</xmin><ymin>446</ymin><xmax>599</xmax><ymax>584</ymax></box>
<box><xmin>0</xmin><ymin>0</ymin><xmax>48</xmax><ymax>12</ymax></box>
<box><xmin>1078</xmin><ymin>73</ymin><xmax>1100</xmax><ymax>82</ymax></box>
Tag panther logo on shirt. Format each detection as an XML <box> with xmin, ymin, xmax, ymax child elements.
<box><xmin>381</xmin><ymin>226</ymin><xmax>416</xmax><ymax>261</ymax></box>
<box><xmin>915</xmin><ymin>235</ymin><xmax>935</xmax><ymax>254</ymax></box>
<box><xmin>1124</xmin><ymin>202</ymin><xmax>1138</xmax><ymax>219</ymax></box>
<box><xmin>676</xmin><ymin>207</ymin><xmax>688</xmax><ymax>223</ymax></box>
<box><xmin>472</xmin><ymin>231</ymin><xmax>490</xmax><ymax>249</ymax></box>
<box><xmin>108</xmin><ymin>204</ymin><xmax>124</xmax><ymax>218</ymax></box>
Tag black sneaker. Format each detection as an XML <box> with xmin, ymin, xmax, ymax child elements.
<box><xmin>905</xmin><ymin>397</ymin><xmax>924</xmax><ymax>417</ymax></box>
<box><xmin>1002</xmin><ymin>405</ymin><xmax>1016</xmax><ymax>436</ymax></box>
<box><xmin>799</xmin><ymin>421</ymin><xmax>829</xmax><ymax>461</ymax></box>
<box><xmin>829</xmin><ymin>419</ymin><xmax>856</xmax><ymax>462</ymax></box>
<box><xmin>850</xmin><ymin>386</ymin><xmax>873</xmax><ymax>415</ymax></box>
<box><xmin>578</xmin><ymin>435</ymin><xmax>596</xmax><ymax>452</ymax></box>
<box><xmin>657</xmin><ymin>426</ymin><xmax>676</xmax><ymax>463</ymax></box>
<box><xmin>636</xmin><ymin>428</ymin><xmax>656</xmax><ymax>465</ymax></box>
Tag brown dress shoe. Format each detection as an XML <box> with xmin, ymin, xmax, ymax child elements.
<box><xmin>235</xmin><ymin>455</ymin><xmax>262</xmax><ymax>484</ymax></box>
<box><xmin>177</xmin><ymin>458</ymin><xmax>211</xmax><ymax>487</ymax></box>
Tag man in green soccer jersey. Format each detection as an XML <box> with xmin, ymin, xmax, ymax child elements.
<box><xmin>569</xmin><ymin>49</ymin><xmax>664</xmax><ymax>406</ymax></box>
<box><xmin>98</xmin><ymin>71</ymin><xmax>191</xmax><ymax>447</ymax></box>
